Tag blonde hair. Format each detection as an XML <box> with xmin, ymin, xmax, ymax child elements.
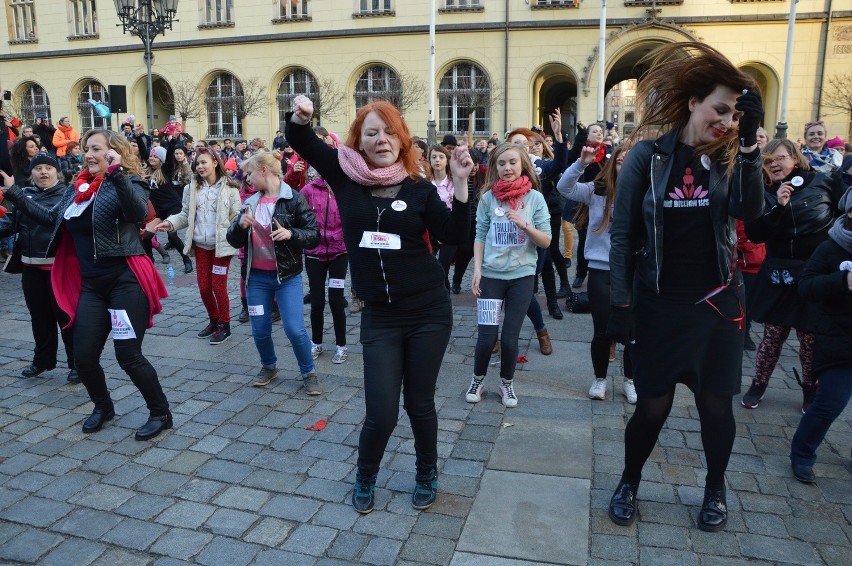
<box><xmin>241</xmin><ymin>151</ymin><xmax>283</xmax><ymax>179</ymax></box>
<box><xmin>480</xmin><ymin>143</ymin><xmax>541</xmax><ymax>197</ymax></box>
<box><xmin>80</xmin><ymin>129</ymin><xmax>144</xmax><ymax>177</ymax></box>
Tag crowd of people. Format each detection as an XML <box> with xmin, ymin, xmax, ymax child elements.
<box><xmin>1</xmin><ymin>40</ymin><xmax>850</xmax><ymax>527</ymax></box>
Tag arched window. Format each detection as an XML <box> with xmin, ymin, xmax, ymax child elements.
<box><xmin>19</xmin><ymin>83</ymin><xmax>50</xmax><ymax>125</ymax></box>
<box><xmin>206</xmin><ymin>73</ymin><xmax>242</xmax><ymax>138</ymax></box>
<box><xmin>277</xmin><ymin>68</ymin><xmax>318</xmax><ymax>130</ymax></box>
<box><xmin>438</xmin><ymin>63</ymin><xmax>490</xmax><ymax>135</ymax></box>
<box><xmin>76</xmin><ymin>81</ymin><xmax>111</xmax><ymax>131</ymax></box>
<box><xmin>353</xmin><ymin>65</ymin><xmax>400</xmax><ymax>112</ymax></box>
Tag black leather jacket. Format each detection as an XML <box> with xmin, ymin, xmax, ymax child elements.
<box><xmin>5</xmin><ymin>168</ymin><xmax>149</xmax><ymax>260</ymax></box>
<box><xmin>0</xmin><ymin>181</ymin><xmax>66</xmax><ymax>263</ymax></box>
<box><xmin>610</xmin><ymin>129</ymin><xmax>765</xmax><ymax>306</ymax></box>
<box><xmin>226</xmin><ymin>182</ymin><xmax>319</xmax><ymax>284</ymax></box>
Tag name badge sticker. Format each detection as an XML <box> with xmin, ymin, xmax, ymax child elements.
<box><xmin>791</xmin><ymin>176</ymin><xmax>804</xmax><ymax>187</ymax></box>
<box><xmin>328</xmin><ymin>278</ymin><xmax>345</xmax><ymax>289</ymax></box>
<box><xmin>477</xmin><ymin>298</ymin><xmax>503</xmax><ymax>325</ymax></box>
<box><xmin>494</xmin><ymin>207</ymin><xmax>505</xmax><ymax>217</ymax></box>
<box><xmin>359</xmin><ymin>231</ymin><xmax>402</xmax><ymax>250</ymax></box>
<box><xmin>248</xmin><ymin>305</ymin><xmax>264</xmax><ymax>316</ymax></box>
<box><xmin>391</xmin><ymin>200</ymin><xmax>407</xmax><ymax>211</ymax></box>
<box><xmin>212</xmin><ymin>265</ymin><xmax>228</xmax><ymax>275</ymax></box>
<box><xmin>108</xmin><ymin>309</ymin><xmax>137</xmax><ymax>340</ymax></box>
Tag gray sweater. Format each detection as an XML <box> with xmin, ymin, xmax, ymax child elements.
<box><xmin>556</xmin><ymin>159</ymin><xmax>611</xmax><ymax>271</ymax></box>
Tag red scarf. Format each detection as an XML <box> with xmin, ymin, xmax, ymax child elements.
<box><xmin>491</xmin><ymin>175</ymin><xmax>532</xmax><ymax>210</ymax></box>
<box><xmin>74</xmin><ymin>170</ymin><xmax>105</xmax><ymax>204</ymax></box>
<box><xmin>590</xmin><ymin>144</ymin><xmax>607</xmax><ymax>164</ymax></box>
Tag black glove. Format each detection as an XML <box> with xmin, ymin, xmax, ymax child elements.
<box><xmin>735</xmin><ymin>89</ymin><xmax>764</xmax><ymax>148</ymax></box>
<box><xmin>605</xmin><ymin>306</ymin><xmax>632</xmax><ymax>345</ymax></box>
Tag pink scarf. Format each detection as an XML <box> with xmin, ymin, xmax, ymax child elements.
<box><xmin>337</xmin><ymin>145</ymin><xmax>408</xmax><ymax>186</ymax></box>
<box><xmin>491</xmin><ymin>175</ymin><xmax>533</xmax><ymax>210</ymax></box>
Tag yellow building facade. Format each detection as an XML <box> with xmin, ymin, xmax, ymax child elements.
<box><xmin>1</xmin><ymin>1</ymin><xmax>849</xmax><ymax>142</ymax></box>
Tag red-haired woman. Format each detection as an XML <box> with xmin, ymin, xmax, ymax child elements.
<box><xmin>286</xmin><ymin>95</ymin><xmax>472</xmax><ymax>514</ymax></box>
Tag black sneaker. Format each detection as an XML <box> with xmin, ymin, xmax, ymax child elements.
<box><xmin>197</xmin><ymin>321</ymin><xmax>218</xmax><ymax>339</ymax></box>
<box><xmin>572</xmin><ymin>275</ymin><xmax>585</xmax><ymax>289</ymax></box>
<box><xmin>209</xmin><ymin>322</ymin><xmax>231</xmax><ymax>345</ymax></box>
<box><xmin>741</xmin><ymin>381</ymin><xmax>767</xmax><ymax>409</ymax></box>
<box><xmin>412</xmin><ymin>469</ymin><xmax>438</xmax><ymax>510</ymax></box>
<box><xmin>743</xmin><ymin>334</ymin><xmax>756</xmax><ymax>351</ymax></box>
<box><xmin>352</xmin><ymin>481</ymin><xmax>375</xmax><ymax>514</ymax></box>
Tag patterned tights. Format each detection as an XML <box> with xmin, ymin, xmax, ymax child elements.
<box><xmin>753</xmin><ymin>323</ymin><xmax>816</xmax><ymax>390</ymax></box>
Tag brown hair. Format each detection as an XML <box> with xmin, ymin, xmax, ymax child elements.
<box><xmin>762</xmin><ymin>138</ymin><xmax>810</xmax><ymax>177</ymax></box>
<box><xmin>480</xmin><ymin>143</ymin><xmax>541</xmax><ymax>198</ymax></box>
<box><xmin>191</xmin><ymin>146</ymin><xmax>228</xmax><ymax>186</ymax></box>
<box><xmin>345</xmin><ymin>100</ymin><xmax>418</xmax><ymax>179</ymax></box>
<box><xmin>428</xmin><ymin>144</ymin><xmax>453</xmax><ymax>179</ymax></box>
<box><xmin>81</xmin><ymin>129</ymin><xmax>144</xmax><ymax>177</ymax></box>
<box><xmin>630</xmin><ymin>42</ymin><xmax>760</xmax><ymax>171</ymax></box>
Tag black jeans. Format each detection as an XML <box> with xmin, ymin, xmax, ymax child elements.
<box><xmin>21</xmin><ymin>266</ymin><xmax>74</xmax><ymax>369</ymax></box>
<box><xmin>305</xmin><ymin>255</ymin><xmax>348</xmax><ymax>346</ymax></box>
<box><xmin>437</xmin><ymin>244</ymin><xmax>457</xmax><ymax>292</ymax></box>
<box><xmin>587</xmin><ymin>268</ymin><xmax>633</xmax><ymax>380</ymax></box>
<box><xmin>75</xmin><ymin>268</ymin><xmax>169</xmax><ymax>415</ymax></box>
<box><xmin>546</xmin><ymin>211</ymin><xmax>568</xmax><ymax>286</ymax></box>
<box><xmin>357</xmin><ymin>310</ymin><xmax>451</xmax><ymax>477</ymax></box>
<box><xmin>473</xmin><ymin>275</ymin><xmax>534</xmax><ymax>380</ymax></box>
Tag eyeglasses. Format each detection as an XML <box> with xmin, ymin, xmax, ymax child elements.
<box><xmin>764</xmin><ymin>155</ymin><xmax>791</xmax><ymax>165</ymax></box>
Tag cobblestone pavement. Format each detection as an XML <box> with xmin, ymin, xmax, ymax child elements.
<box><xmin>0</xmin><ymin>250</ymin><xmax>849</xmax><ymax>565</ymax></box>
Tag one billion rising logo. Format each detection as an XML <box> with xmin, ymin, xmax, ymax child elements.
<box><xmin>665</xmin><ymin>168</ymin><xmax>709</xmax><ymax>208</ymax></box>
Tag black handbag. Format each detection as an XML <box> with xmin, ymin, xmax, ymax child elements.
<box><xmin>565</xmin><ymin>290</ymin><xmax>591</xmax><ymax>313</ymax></box>
<box><xmin>3</xmin><ymin>237</ymin><xmax>22</xmax><ymax>274</ymax></box>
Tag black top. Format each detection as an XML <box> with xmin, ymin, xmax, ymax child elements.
<box><xmin>659</xmin><ymin>143</ymin><xmax>718</xmax><ymax>295</ymax></box>
<box><xmin>285</xmin><ymin>116</ymin><xmax>469</xmax><ymax>305</ymax></box>
<box><xmin>65</xmin><ymin>204</ymin><xmax>127</xmax><ymax>278</ymax></box>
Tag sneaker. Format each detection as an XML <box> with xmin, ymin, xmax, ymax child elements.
<box><xmin>499</xmin><ymin>379</ymin><xmax>518</xmax><ymax>408</ymax></box>
<box><xmin>466</xmin><ymin>375</ymin><xmax>485</xmax><ymax>403</ymax></box>
<box><xmin>622</xmin><ymin>379</ymin><xmax>637</xmax><ymax>404</ymax></box>
<box><xmin>237</xmin><ymin>308</ymin><xmax>249</xmax><ymax>323</ymax></box>
<box><xmin>802</xmin><ymin>388</ymin><xmax>816</xmax><ymax>414</ymax></box>
<box><xmin>332</xmin><ymin>346</ymin><xmax>348</xmax><ymax>364</ymax></box>
<box><xmin>303</xmin><ymin>372</ymin><xmax>322</xmax><ymax>396</ymax></box>
<box><xmin>589</xmin><ymin>378</ymin><xmax>607</xmax><ymax>400</ymax></box>
<box><xmin>352</xmin><ymin>480</ymin><xmax>375</xmax><ymax>514</ymax></box>
<box><xmin>311</xmin><ymin>343</ymin><xmax>323</xmax><ymax>360</ymax></box>
<box><xmin>743</xmin><ymin>334</ymin><xmax>756</xmax><ymax>351</ymax></box>
<box><xmin>197</xmin><ymin>320</ymin><xmax>218</xmax><ymax>339</ymax></box>
<box><xmin>253</xmin><ymin>366</ymin><xmax>278</xmax><ymax>387</ymax></box>
<box><xmin>209</xmin><ymin>322</ymin><xmax>231</xmax><ymax>345</ymax></box>
<box><xmin>741</xmin><ymin>381</ymin><xmax>767</xmax><ymax>409</ymax></box>
<box><xmin>412</xmin><ymin>469</ymin><xmax>438</xmax><ymax>510</ymax></box>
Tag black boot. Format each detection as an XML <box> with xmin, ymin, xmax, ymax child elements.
<box><xmin>156</xmin><ymin>245</ymin><xmax>170</xmax><ymax>264</ymax></box>
<box><xmin>542</xmin><ymin>271</ymin><xmax>563</xmax><ymax>320</ymax></box>
<box><xmin>238</xmin><ymin>297</ymin><xmax>249</xmax><ymax>323</ymax></box>
<box><xmin>135</xmin><ymin>411</ymin><xmax>173</xmax><ymax>441</ymax></box>
<box><xmin>697</xmin><ymin>486</ymin><xmax>727</xmax><ymax>532</ymax></box>
<box><xmin>182</xmin><ymin>256</ymin><xmax>193</xmax><ymax>274</ymax></box>
<box><xmin>352</xmin><ymin>471</ymin><xmax>377</xmax><ymax>514</ymax></box>
<box><xmin>609</xmin><ymin>481</ymin><xmax>639</xmax><ymax>526</ymax></box>
<box><xmin>82</xmin><ymin>399</ymin><xmax>115</xmax><ymax>433</ymax></box>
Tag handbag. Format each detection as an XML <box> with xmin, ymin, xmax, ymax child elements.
<box><xmin>565</xmin><ymin>290</ymin><xmax>591</xmax><ymax>313</ymax></box>
<box><xmin>3</xmin><ymin>237</ymin><xmax>22</xmax><ymax>274</ymax></box>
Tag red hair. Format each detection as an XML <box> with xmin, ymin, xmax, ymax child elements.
<box><xmin>507</xmin><ymin>127</ymin><xmax>536</xmax><ymax>142</ymax></box>
<box><xmin>345</xmin><ymin>100</ymin><xmax>418</xmax><ymax>179</ymax></box>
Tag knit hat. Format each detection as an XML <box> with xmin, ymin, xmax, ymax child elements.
<box><xmin>150</xmin><ymin>146</ymin><xmax>167</xmax><ymax>163</ymax></box>
<box><xmin>441</xmin><ymin>134</ymin><xmax>458</xmax><ymax>147</ymax></box>
<box><xmin>30</xmin><ymin>152</ymin><xmax>58</xmax><ymax>170</ymax></box>
<box><xmin>826</xmin><ymin>136</ymin><xmax>845</xmax><ymax>149</ymax></box>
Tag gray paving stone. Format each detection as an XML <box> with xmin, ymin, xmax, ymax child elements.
<box><xmin>52</xmin><ymin>507</ymin><xmax>124</xmax><ymax>539</ymax></box>
<box><xmin>413</xmin><ymin>512</ymin><xmax>464</xmax><ymax>540</ymax></box>
<box><xmin>196</xmin><ymin>458</ymin><xmax>253</xmax><ymax>482</ymax></box>
<box><xmin>743</xmin><ymin>512</ymin><xmax>788</xmax><ymax>536</ymax></box>
<box><xmin>399</xmin><ymin>533</ymin><xmax>455</xmax><ymax>565</ymax></box>
<box><xmin>195</xmin><ymin>536</ymin><xmax>260</xmax><ymax>566</ymax></box>
<box><xmin>149</xmin><ymin>528</ymin><xmax>213</xmax><ymax>560</ymax></box>
<box><xmin>172</xmin><ymin>477</ymin><xmax>226</xmax><ymax>502</ymax></box>
<box><xmin>296</xmin><ymin>477</ymin><xmax>352</xmax><ymax>503</ymax></box>
<box><xmin>213</xmin><ymin>485</ymin><xmax>271</xmax><ymax>511</ymax></box>
<box><xmin>40</xmin><ymin>537</ymin><xmax>107</xmax><ymax>566</ymax></box>
<box><xmin>261</xmin><ymin>494</ymin><xmax>321</xmax><ymax>522</ymax></box>
<box><xmin>156</xmin><ymin>500</ymin><xmax>216</xmax><ymax>529</ymax></box>
<box><xmin>327</xmin><ymin>531</ymin><xmax>369</xmax><ymax>560</ymax></box>
<box><xmin>91</xmin><ymin>547</ymin><xmax>152</xmax><ymax>566</ymax></box>
<box><xmin>590</xmin><ymin>534</ymin><xmax>638</xmax><ymax>562</ymax></box>
<box><xmin>639</xmin><ymin>547</ymin><xmax>700</xmax><ymax>566</ymax></box>
<box><xmin>205</xmin><ymin>507</ymin><xmax>260</xmax><ymax>536</ymax></box>
<box><xmin>737</xmin><ymin>533</ymin><xmax>822</xmax><ymax>565</ymax></box>
<box><xmin>102</xmin><ymin>517</ymin><xmax>167</xmax><ymax>551</ymax></box>
<box><xmin>0</xmin><ymin>495</ymin><xmax>73</xmax><ymax>527</ymax></box>
<box><xmin>360</xmin><ymin>537</ymin><xmax>403</xmax><ymax>566</ymax></box>
<box><xmin>0</xmin><ymin>527</ymin><xmax>63</xmax><ymax>562</ymax></box>
<box><xmin>354</xmin><ymin>510</ymin><xmax>417</xmax><ymax>540</ymax></box>
<box><xmin>243</xmin><ymin>517</ymin><xmax>293</xmax><ymax>547</ymax></box>
<box><xmin>784</xmin><ymin>517</ymin><xmax>849</xmax><ymax>545</ymax></box>
<box><xmin>252</xmin><ymin>549</ymin><xmax>317</xmax><ymax>566</ymax></box>
<box><xmin>281</xmin><ymin>523</ymin><xmax>339</xmax><ymax>556</ymax></box>
<box><xmin>312</xmin><ymin>502</ymin><xmax>359</xmax><ymax>530</ymax></box>
<box><xmin>116</xmin><ymin>494</ymin><xmax>175</xmax><ymax>520</ymax></box>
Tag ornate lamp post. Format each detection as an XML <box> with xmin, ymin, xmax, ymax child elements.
<box><xmin>113</xmin><ymin>0</ymin><xmax>179</xmax><ymax>129</ymax></box>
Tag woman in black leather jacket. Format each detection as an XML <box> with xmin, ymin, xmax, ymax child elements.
<box><xmin>226</xmin><ymin>151</ymin><xmax>320</xmax><ymax>391</ymax></box>
<box><xmin>742</xmin><ymin>138</ymin><xmax>846</xmax><ymax>414</ymax></box>
<box><xmin>0</xmin><ymin>153</ymin><xmax>76</xmax><ymax>382</ymax></box>
<box><xmin>606</xmin><ymin>42</ymin><xmax>765</xmax><ymax>533</ymax></box>
<box><xmin>1</xmin><ymin>129</ymin><xmax>171</xmax><ymax>441</ymax></box>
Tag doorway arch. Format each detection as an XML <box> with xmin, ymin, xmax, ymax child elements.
<box><xmin>532</xmin><ymin>63</ymin><xmax>579</xmax><ymax>138</ymax></box>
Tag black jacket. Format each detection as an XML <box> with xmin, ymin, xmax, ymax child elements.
<box><xmin>58</xmin><ymin>155</ymin><xmax>83</xmax><ymax>183</ymax></box>
<box><xmin>5</xmin><ymin>167</ymin><xmax>150</xmax><ymax>260</ymax></box>
<box><xmin>745</xmin><ymin>170</ymin><xmax>846</xmax><ymax>260</ymax></box>
<box><xmin>0</xmin><ymin>181</ymin><xmax>66</xmax><ymax>263</ymax></box>
<box><xmin>226</xmin><ymin>182</ymin><xmax>319</xmax><ymax>284</ymax></box>
<box><xmin>609</xmin><ymin>129</ymin><xmax>765</xmax><ymax>306</ymax></box>
<box><xmin>798</xmin><ymin>238</ymin><xmax>852</xmax><ymax>372</ymax></box>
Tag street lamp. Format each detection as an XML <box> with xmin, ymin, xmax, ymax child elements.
<box><xmin>113</xmin><ymin>0</ymin><xmax>179</xmax><ymax>130</ymax></box>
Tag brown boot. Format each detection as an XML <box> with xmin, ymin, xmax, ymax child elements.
<box><xmin>537</xmin><ymin>329</ymin><xmax>552</xmax><ymax>355</ymax></box>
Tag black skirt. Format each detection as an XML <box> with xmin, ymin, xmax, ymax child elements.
<box><xmin>632</xmin><ymin>284</ymin><xmax>744</xmax><ymax>397</ymax></box>
<box><xmin>747</xmin><ymin>257</ymin><xmax>817</xmax><ymax>331</ymax></box>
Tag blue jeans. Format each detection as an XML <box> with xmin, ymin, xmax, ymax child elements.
<box><xmin>246</xmin><ymin>269</ymin><xmax>314</xmax><ymax>375</ymax></box>
<box><xmin>790</xmin><ymin>364</ymin><xmax>852</xmax><ymax>467</ymax></box>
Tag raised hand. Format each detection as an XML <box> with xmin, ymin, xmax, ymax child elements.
<box><xmin>0</xmin><ymin>170</ymin><xmax>14</xmax><ymax>191</ymax></box>
<box><xmin>548</xmin><ymin>108</ymin><xmax>563</xmax><ymax>142</ymax></box>
<box><xmin>450</xmin><ymin>146</ymin><xmax>474</xmax><ymax>178</ymax></box>
<box><xmin>292</xmin><ymin>95</ymin><xmax>313</xmax><ymax>125</ymax></box>
<box><xmin>580</xmin><ymin>145</ymin><xmax>598</xmax><ymax>165</ymax></box>
<box><xmin>735</xmin><ymin>89</ymin><xmax>764</xmax><ymax>148</ymax></box>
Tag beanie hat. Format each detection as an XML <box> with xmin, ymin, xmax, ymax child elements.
<box><xmin>150</xmin><ymin>146</ymin><xmax>167</xmax><ymax>163</ymax></box>
<box><xmin>826</xmin><ymin>136</ymin><xmax>845</xmax><ymax>150</ymax></box>
<box><xmin>30</xmin><ymin>152</ymin><xmax>59</xmax><ymax>171</ymax></box>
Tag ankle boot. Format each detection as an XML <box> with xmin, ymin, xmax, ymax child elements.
<box><xmin>82</xmin><ymin>399</ymin><xmax>115</xmax><ymax>433</ymax></box>
<box><xmin>697</xmin><ymin>486</ymin><xmax>727</xmax><ymax>532</ymax></box>
<box><xmin>546</xmin><ymin>298</ymin><xmax>563</xmax><ymax>320</ymax></box>
<box><xmin>536</xmin><ymin>329</ymin><xmax>553</xmax><ymax>355</ymax></box>
<box><xmin>135</xmin><ymin>411</ymin><xmax>173</xmax><ymax>441</ymax></box>
<box><xmin>156</xmin><ymin>245</ymin><xmax>170</xmax><ymax>264</ymax></box>
<box><xmin>238</xmin><ymin>297</ymin><xmax>249</xmax><ymax>323</ymax></box>
<box><xmin>209</xmin><ymin>322</ymin><xmax>231</xmax><ymax>345</ymax></box>
<box><xmin>182</xmin><ymin>256</ymin><xmax>194</xmax><ymax>274</ymax></box>
<box><xmin>542</xmin><ymin>272</ymin><xmax>563</xmax><ymax>319</ymax></box>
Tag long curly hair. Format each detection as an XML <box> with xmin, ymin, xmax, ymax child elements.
<box><xmin>81</xmin><ymin>129</ymin><xmax>144</xmax><ymax>177</ymax></box>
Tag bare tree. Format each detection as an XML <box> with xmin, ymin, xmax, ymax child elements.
<box><xmin>233</xmin><ymin>78</ymin><xmax>269</xmax><ymax>120</ymax></box>
<box><xmin>314</xmin><ymin>78</ymin><xmax>345</xmax><ymax>123</ymax></box>
<box><xmin>450</xmin><ymin>75</ymin><xmax>503</xmax><ymax>142</ymax></box>
<box><xmin>821</xmin><ymin>72</ymin><xmax>852</xmax><ymax>140</ymax></box>
<box><xmin>157</xmin><ymin>80</ymin><xmax>202</xmax><ymax>124</ymax></box>
<box><xmin>390</xmin><ymin>72</ymin><xmax>428</xmax><ymax>117</ymax></box>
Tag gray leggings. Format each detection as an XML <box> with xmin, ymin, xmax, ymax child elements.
<box><xmin>473</xmin><ymin>275</ymin><xmax>534</xmax><ymax>380</ymax></box>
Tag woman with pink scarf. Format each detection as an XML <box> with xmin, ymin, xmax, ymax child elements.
<box><xmin>286</xmin><ymin>95</ymin><xmax>473</xmax><ymax>515</ymax></box>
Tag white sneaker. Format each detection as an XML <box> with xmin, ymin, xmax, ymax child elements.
<box><xmin>589</xmin><ymin>378</ymin><xmax>607</xmax><ymax>400</ymax></box>
<box><xmin>466</xmin><ymin>375</ymin><xmax>485</xmax><ymax>403</ymax></box>
<box><xmin>311</xmin><ymin>343</ymin><xmax>323</xmax><ymax>360</ymax></box>
<box><xmin>332</xmin><ymin>346</ymin><xmax>348</xmax><ymax>364</ymax></box>
<box><xmin>499</xmin><ymin>379</ymin><xmax>518</xmax><ymax>408</ymax></box>
<box><xmin>622</xmin><ymin>379</ymin><xmax>637</xmax><ymax>404</ymax></box>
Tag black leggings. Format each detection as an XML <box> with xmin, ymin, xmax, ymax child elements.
<box><xmin>437</xmin><ymin>244</ymin><xmax>457</xmax><ymax>291</ymax></box>
<box><xmin>22</xmin><ymin>266</ymin><xmax>74</xmax><ymax>370</ymax></box>
<box><xmin>75</xmin><ymin>268</ymin><xmax>169</xmax><ymax>415</ymax></box>
<box><xmin>305</xmin><ymin>255</ymin><xmax>348</xmax><ymax>346</ymax></box>
<box><xmin>622</xmin><ymin>387</ymin><xmax>734</xmax><ymax>490</ymax></box>
<box><xmin>546</xmin><ymin>211</ymin><xmax>568</xmax><ymax>286</ymax></box>
<box><xmin>473</xmin><ymin>275</ymin><xmax>534</xmax><ymax>380</ymax></box>
<box><xmin>575</xmin><ymin>227</ymin><xmax>588</xmax><ymax>279</ymax></box>
<box><xmin>357</xmin><ymin>312</ymin><xmax>451</xmax><ymax>477</ymax></box>
<box><xmin>587</xmin><ymin>269</ymin><xmax>633</xmax><ymax>380</ymax></box>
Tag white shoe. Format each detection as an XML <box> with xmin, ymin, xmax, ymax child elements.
<box><xmin>311</xmin><ymin>343</ymin><xmax>323</xmax><ymax>360</ymax></box>
<box><xmin>466</xmin><ymin>375</ymin><xmax>485</xmax><ymax>403</ymax></box>
<box><xmin>622</xmin><ymin>379</ymin><xmax>637</xmax><ymax>404</ymax></box>
<box><xmin>332</xmin><ymin>346</ymin><xmax>348</xmax><ymax>364</ymax></box>
<box><xmin>499</xmin><ymin>379</ymin><xmax>518</xmax><ymax>408</ymax></box>
<box><xmin>588</xmin><ymin>379</ymin><xmax>607</xmax><ymax>400</ymax></box>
